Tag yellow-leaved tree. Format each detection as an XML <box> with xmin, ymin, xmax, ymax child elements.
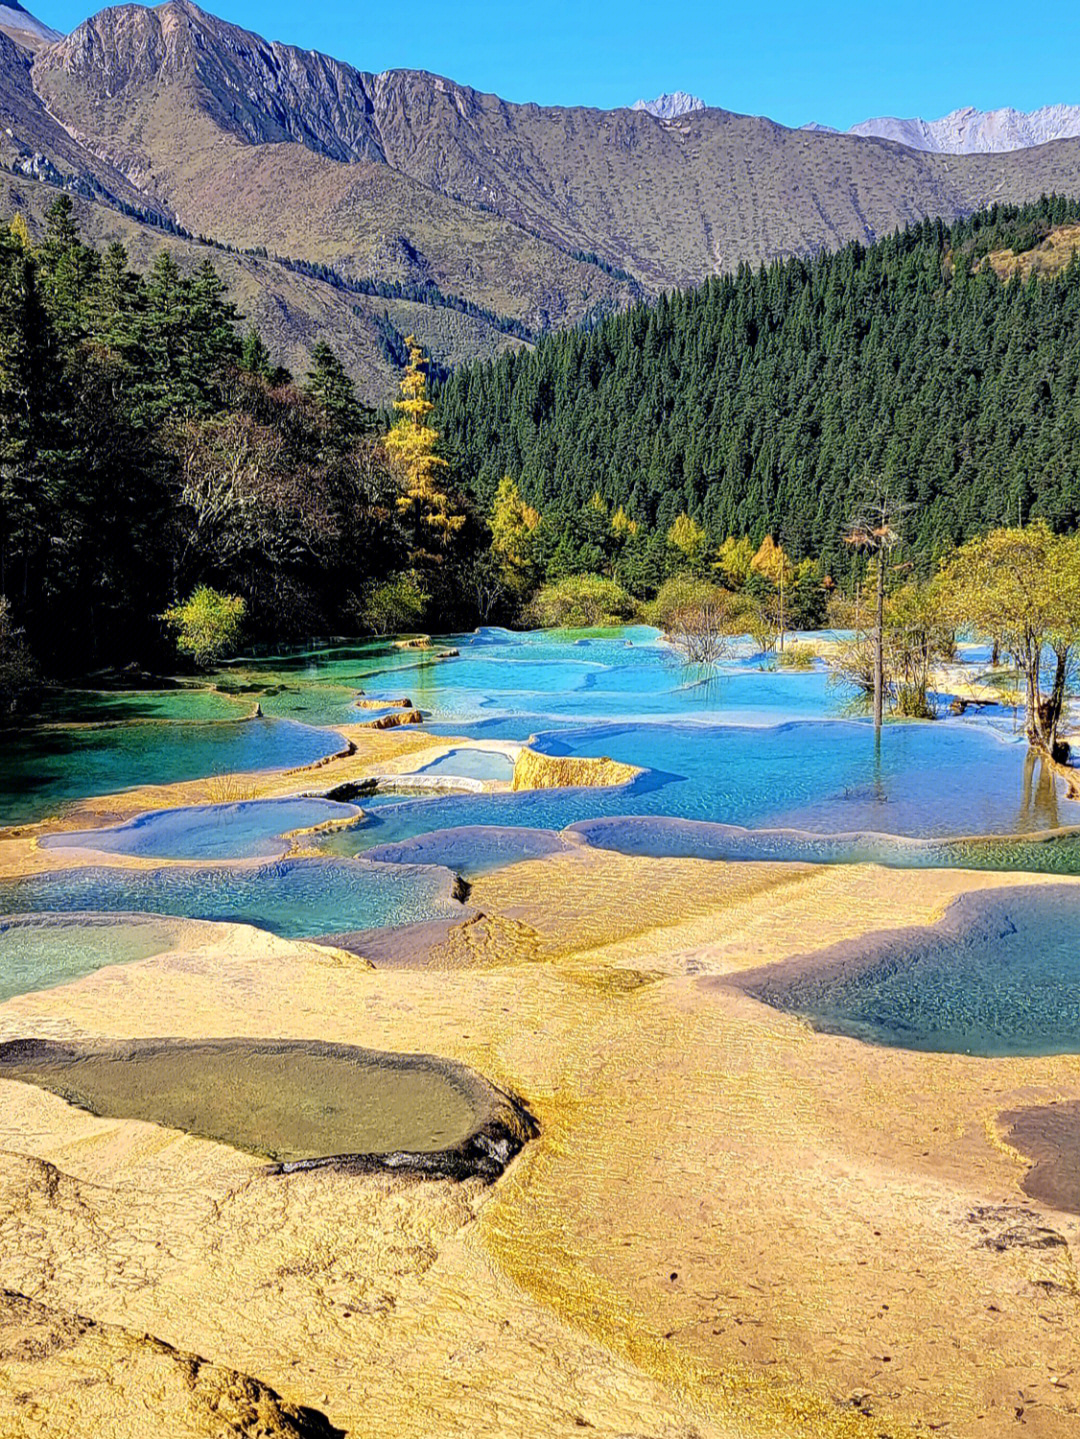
<box><xmin>490</xmin><ymin>476</ymin><xmax>541</xmax><ymax>591</ymax></box>
<box><xmin>9</xmin><ymin>213</ymin><xmax>30</xmax><ymax>251</ymax></box>
<box><xmin>384</xmin><ymin>336</ymin><xmax>464</xmax><ymax>550</ymax></box>
<box><xmin>750</xmin><ymin>535</ymin><xmax>795</xmax><ymax>652</ymax></box>
<box><xmin>666</xmin><ymin>512</ymin><xmax>707</xmax><ymax>569</ymax></box>
<box><xmin>715</xmin><ymin>535</ymin><xmax>754</xmax><ymax>587</ymax></box>
<box><xmin>610</xmin><ymin>505</ymin><xmax>639</xmax><ymax>539</ymax></box>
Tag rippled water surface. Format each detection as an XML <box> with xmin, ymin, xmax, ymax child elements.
<box><xmin>737</xmin><ymin>887</ymin><xmax>1080</xmax><ymax>1056</ymax></box>
<box><xmin>5</xmin><ymin>626</ymin><xmax>1080</xmax><ymax>951</ymax></box>
<box><xmin>0</xmin><ymin>860</ymin><xmax>461</xmax><ymax>939</ymax></box>
<box><xmin>0</xmin><ymin>914</ymin><xmax>182</xmax><ymax>1003</ymax></box>
<box><xmin>41</xmin><ymin>798</ymin><xmax>361</xmax><ymax>861</ymax></box>
<box><xmin>1</xmin><ymin>718</ymin><xmax>342</xmax><ymax>826</ymax></box>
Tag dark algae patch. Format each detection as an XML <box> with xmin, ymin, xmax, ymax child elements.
<box><xmin>1002</xmin><ymin>1102</ymin><xmax>1080</xmax><ymax>1215</ymax></box>
<box><xmin>0</xmin><ymin>1038</ymin><xmax>536</xmax><ymax>1180</ymax></box>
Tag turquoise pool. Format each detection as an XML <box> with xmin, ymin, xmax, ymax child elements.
<box><xmin>1</xmin><ymin>718</ymin><xmax>344</xmax><ymax>827</ymax></box>
<box><xmin>0</xmin><ymin>913</ymin><xmax>183</xmax><ymax>1003</ymax></box>
<box><xmin>735</xmin><ymin>886</ymin><xmax>1080</xmax><ymax>1056</ymax></box>
<box><xmin>417</xmin><ymin>750</ymin><xmax>515</xmax><ymax>783</ymax></box>
<box><xmin>0</xmin><ymin>859</ymin><xmax>462</xmax><ymax>940</ymax></box>
<box><xmin>5</xmin><ymin>626</ymin><xmax>1080</xmax><ymax>894</ymax></box>
<box><xmin>40</xmin><ymin>797</ymin><xmax>361</xmax><ymax>861</ymax></box>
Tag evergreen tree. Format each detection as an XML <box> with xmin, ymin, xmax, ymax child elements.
<box><xmin>305</xmin><ymin>340</ymin><xmax>367</xmax><ymax>438</ymax></box>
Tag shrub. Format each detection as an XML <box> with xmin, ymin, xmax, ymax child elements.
<box><xmin>0</xmin><ymin>596</ymin><xmax>37</xmax><ymax>714</ymax></box>
<box><xmin>778</xmin><ymin>642</ymin><xmax>818</xmax><ymax>671</ymax></box>
<box><xmin>646</xmin><ymin>575</ymin><xmax>744</xmax><ymax>664</ymax></box>
<box><xmin>522</xmin><ymin>574</ymin><xmax>638</xmax><ymax>629</ymax></box>
<box><xmin>646</xmin><ymin>574</ymin><xmax>725</xmax><ymax>630</ymax></box>
<box><xmin>359</xmin><ymin>571</ymin><xmax>429</xmax><ymax>635</ymax></box>
<box><xmin>162</xmin><ymin>586</ymin><xmax>246</xmax><ymax>668</ymax></box>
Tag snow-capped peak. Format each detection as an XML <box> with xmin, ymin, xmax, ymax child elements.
<box><xmin>631</xmin><ymin>92</ymin><xmax>706</xmax><ymax>120</ymax></box>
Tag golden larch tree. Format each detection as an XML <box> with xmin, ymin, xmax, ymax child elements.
<box><xmin>384</xmin><ymin>335</ymin><xmax>464</xmax><ymax>547</ymax></box>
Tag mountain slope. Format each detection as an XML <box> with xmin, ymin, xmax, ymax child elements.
<box><xmin>29</xmin><ymin>3</ymin><xmax>640</xmax><ymax>329</ymax></box>
<box><xmin>15</xmin><ymin>1</ymin><xmax>1080</xmax><ymax>397</ymax></box>
<box><xmin>0</xmin><ymin>25</ymin><xmax>171</xmax><ymax>219</ymax></box>
<box><xmin>0</xmin><ymin>167</ymin><xmax>526</xmax><ymax>402</ymax></box>
<box><xmin>435</xmin><ymin>200</ymin><xmax>1080</xmax><ymax>566</ymax></box>
<box><xmin>0</xmin><ymin>0</ymin><xmax>61</xmax><ymax>49</ymax></box>
<box><xmin>32</xmin><ymin>2</ymin><xmax>1080</xmax><ymax>285</ymax></box>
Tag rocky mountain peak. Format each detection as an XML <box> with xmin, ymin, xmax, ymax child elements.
<box><xmin>803</xmin><ymin>103</ymin><xmax>1080</xmax><ymax>154</ymax></box>
<box><xmin>0</xmin><ymin>1</ymin><xmax>62</xmax><ymax>48</ymax></box>
<box><xmin>631</xmin><ymin>92</ymin><xmax>705</xmax><ymax>120</ymax></box>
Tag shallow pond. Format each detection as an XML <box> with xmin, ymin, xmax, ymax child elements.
<box><xmin>1</xmin><ymin>718</ymin><xmax>343</xmax><ymax>827</ymax></box>
<box><xmin>6</xmin><ymin>626</ymin><xmax>1080</xmax><ymax>881</ymax></box>
<box><xmin>567</xmin><ymin>816</ymin><xmax>1080</xmax><ymax>875</ymax></box>
<box><xmin>417</xmin><ymin>749</ymin><xmax>515</xmax><ymax>783</ymax></box>
<box><xmin>323</xmin><ymin>719</ymin><xmax>1077</xmax><ymax>859</ymax></box>
<box><xmin>1002</xmin><ymin>1101</ymin><xmax>1080</xmax><ymax>1213</ymax></box>
<box><xmin>40</xmin><ymin>797</ymin><xmax>361</xmax><ymax>862</ymax></box>
<box><xmin>358</xmin><ymin>825</ymin><xmax>570</xmax><ymax>877</ymax></box>
<box><xmin>735</xmin><ymin>886</ymin><xmax>1080</xmax><ymax>1056</ymax></box>
<box><xmin>0</xmin><ymin>859</ymin><xmax>461</xmax><ymax>939</ymax></box>
<box><xmin>0</xmin><ymin>1036</ymin><xmax>501</xmax><ymax>1164</ymax></box>
<box><xmin>0</xmin><ymin>914</ymin><xmax>181</xmax><ymax>1003</ymax></box>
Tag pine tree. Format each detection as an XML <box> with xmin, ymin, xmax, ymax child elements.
<box><xmin>241</xmin><ymin>324</ymin><xmax>272</xmax><ymax>379</ymax></box>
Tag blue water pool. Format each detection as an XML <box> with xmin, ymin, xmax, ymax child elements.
<box><xmin>417</xmin><ymin>750</ymin><xmax>515</xmax><ymax>783</ymax></box>
<box><xmin>316</xmin><ymin>717</ymin><xmax>1080</xmax><ymax>857</ymax></box>
<box><xmin>40</xmin><ymin>798</ymin><xmax>361</xmax><ymax>861</ymax></box>
<box><xmin>735</xmin><ymin>885</ymin><xmax>1080</xmax><ymax>1056</ymax></box>
<box><xmin>1</xmin><ymin>719</ymin><xmax>344</xmax><ymax>827</ymax></box>
<box><xmin>567</xmin><ymin>816</ymin><xmax>1080</xmax><ymax>875</ymax></box>
<box><xmin>359</xmin><ymin>826</ymin><xmax>569</xmax><ymax>876</ymax></box>
<box><xmin>0</xmin><ymin>859</ymin><xmax>462</xmax><ymax>939</ymax></box>
<box><xmin>7</xmin><ymin>625</ymin><xmax>1080</xmax><ymax>881</ymax></box>
<box><xmin>0</xmin><ymin>913</ymin><xmax>183</xmax><ymax>1003</ymax></box>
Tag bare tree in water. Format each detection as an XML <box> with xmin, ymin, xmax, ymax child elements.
<box><xmin>844</xmin><ymin>489</ymin><xmax>910</xmax><ymax>733</ymax></box>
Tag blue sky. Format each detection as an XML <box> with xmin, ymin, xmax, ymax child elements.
<box><xmin>38</xmin><ymin>0</ymin><xmax>1080</xmax><ymax>131</ymax></box>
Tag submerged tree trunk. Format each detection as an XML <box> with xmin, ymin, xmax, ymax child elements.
<box><xmin>1036</xmin><ymin>647</ymin><xmax>1071</xmax><ymax>762</ymax></box>
<box><xmin>873</xmin><ymin>556</ymin><xmax>884</xmax><ymax>733</ymax></box>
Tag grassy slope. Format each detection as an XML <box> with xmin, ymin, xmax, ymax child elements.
<box><xmin>20</xmin><ymin>1</ymin><xmax>1080</xmax><ymax>398</ymax></box>
<box><xmin>980</xmin><ymin>221</ymin><xmax>1080</xmax><ymax>278</ymax></box>
<box><xmin>373</xmin><ymin>88</ymin><xmax>1080</xmax><ymax>282</ymax></box>
<box><xmin>0</xmin><ymin>172</ymin><xmax>526</xmax><ymax>402</ymax></box>
<box><xmin>30</xmin><ymin>60</ymin><xmax>639</xmax><ymax>331</ymax></box>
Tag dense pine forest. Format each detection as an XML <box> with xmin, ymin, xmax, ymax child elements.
<box><xmin>435</xmin><ymin>198</ymin><xmax>1080</xmax><ymax>570</ymax></box>
<box><xmin>4</xmin><ymin>195</ymin><xmax>1080</xmax><ymax>703</ymax></box>
<box><xmin>0</xmin><ymin>197</ymin><xmax>480</xmax><ymax>684</ymax></box>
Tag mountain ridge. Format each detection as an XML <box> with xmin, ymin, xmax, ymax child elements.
<box><xmin>11</xmin><ymin>1</ymin><xmax>1080</xmax><ymax>399</ymax></box>
<box><xmin>806</xmin><ymin>102</ymin><xmax>1080</xmax><ymax>154</ymax></box>
<box><xmin>0</xmin><ymin>0</ymin><xmax>61</xmax><ymax>48</ymax></box>
<box><xmin>631</xmin><ymin>92</ymin><xmax>705</xmax><ymax>119</ymax></box>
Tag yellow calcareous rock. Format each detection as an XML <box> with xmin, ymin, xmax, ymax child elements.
<box><xmin>511</xmin><ymin>746</ymin><xmax>640</xmax><ymax>791</ymax></box>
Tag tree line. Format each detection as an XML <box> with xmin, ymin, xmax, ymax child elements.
<box><xmin>5</xmin><ymin>191</ymin><xmax>1080</xmax><ymax>770</ymax></box>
